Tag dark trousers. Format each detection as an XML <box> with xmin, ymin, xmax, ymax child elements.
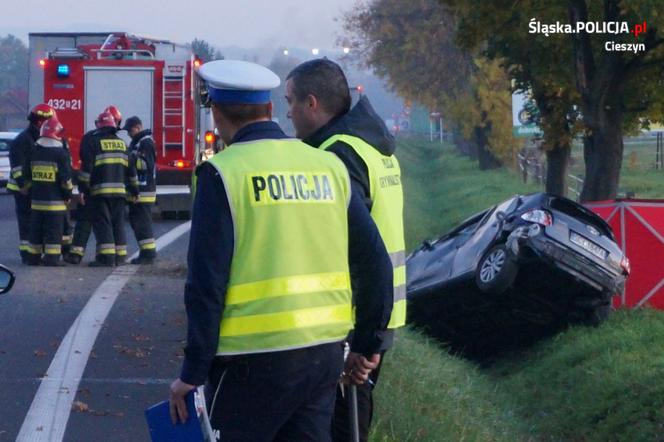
<box><xmin>71</xmin><ymin>199</ymin><xmax>93</xmax><ymax>257</ymax></box>
<box><xmin>27</xmin><ymin>210</ymin><xmax>65</xmax><ymax>263</ymax></box>
<box><xmin>62</xmin><ymin>210</ymin><xmax>72</xmax><ymax>254</ymax></box>
<box><xmin>205</xmin><ymin>342</ymin><xmax>344</xmax><ymax>442</ymax></box>
<box><xmin>90</xmin><ymin>197</ymin><xmax>127</xmax><ymax>264</ymax></box>
<box><xmin>13</xmin><ymin>192</ymin><xmax>31</xmax><ymax>261</ymax></box>
<box><xmin>331</xmin><ymin>351</ymin><xmax>386</xmax><ymax>442</ymax></box>
<box><xmin>129</xmin><ymin>203</ymin><xmax>156</xmax><ymax>258</ymax></box>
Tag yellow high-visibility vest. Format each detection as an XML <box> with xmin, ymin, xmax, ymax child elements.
<box><xmin>208</xmin><ymin>138</ymin><xmax>354</xmax><ymax>355</ymax></box>
<box><xmin>320</xmin><ymin>134</ymin><xmax>406</xmax><ymax>329</ymax></box>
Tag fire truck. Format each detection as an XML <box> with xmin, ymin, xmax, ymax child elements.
<box><xmin>28</xmin><ymin>32</ymin><xmax>216</xmax><ymax>215</ymax></box>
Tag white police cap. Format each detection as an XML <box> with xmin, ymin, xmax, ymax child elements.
<box><xmin>198</xmin><ymin>60</ymin><xmax>281</xmax><ymax>105</ymax></box>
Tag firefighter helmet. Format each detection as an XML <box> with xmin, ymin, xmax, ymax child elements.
<box><xmin>39</xmin><ymin>117</ymin><xmax>65</xmax><ymax>141</ymax></box>
<box><xmin>104</xmin><ymin>105</ymin><xmax>123</xmax><ymax>128</ymax></box>
<box><xmin>28</xmin><ymin>104</ymin><xmax>57</xmax><ymax>123</ymax></box>
<box><xmin>96</xmin><ymin>111</ymin><xmax>117</xmax><ymax>129</ymax></box>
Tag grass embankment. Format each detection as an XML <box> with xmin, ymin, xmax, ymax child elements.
<box><xmin>371</xmin><ymin>138</ymin><xmax>664</xmax><ymax>441</ymax></box>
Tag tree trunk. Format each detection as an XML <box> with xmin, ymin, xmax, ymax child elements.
<box><xmin>475</xmin><ymin>125</ymin><xmax>501</xmax><ymax>170</ymax></box>
<box><xmin>545</xmin><ymin>144</ymin><xmax>570</xmax><ymax>196</ymax></box>
<box><xmin>579</xmin><ymin>108</ymin><xmax>624</xmax><ymax>201</ymax></box>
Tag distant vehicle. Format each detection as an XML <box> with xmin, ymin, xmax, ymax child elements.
<box><xmin>28</xmin><ymin>32</ymin><xmax>217</xmax><ymax>214</ymax></box>
<box><xmin>0</xmin><ymin>132</ymin><xmax>18</xmax><ymax>189</ymax></box>
<box><xmin>406</xmin><ymin>193</ymin><xmax>630</xmax><ymax>358</ymax></box>
<box><xmin>0</xmin><ymin>265</ymin><xmax>15</xmax><ymax>294</ymax></box>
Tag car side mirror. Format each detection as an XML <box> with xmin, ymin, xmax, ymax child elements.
<box><xmin>0</xmin><ymin>265</ymin><xmax>15</xmax><ymax>294</ymax></box>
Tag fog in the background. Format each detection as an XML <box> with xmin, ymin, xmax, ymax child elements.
<box><xmin>2</xmin><ymin>0</ymin><xmax>356</xmax><ymax>50</ymax></box>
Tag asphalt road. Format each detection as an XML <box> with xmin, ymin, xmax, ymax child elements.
<box><xmin>0</xmin><ymin>192</ymin><xmax>191</xmax><ymax>441</ymax></box>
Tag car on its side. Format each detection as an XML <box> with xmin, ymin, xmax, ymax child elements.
<box><xmin>0</xmin><ymin>132</ymin><xmax>18</xmax><ymax>189</ymax></box>
<box><xmin>406</xmin><ymin>193</ymin><xmax>629</xmax><ymax>358</ymax></box>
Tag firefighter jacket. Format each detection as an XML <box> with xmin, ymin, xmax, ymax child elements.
<box><xmin>7</xmin><ymin>124</ymin><xmax>40</xmax><ymax>192</ymax></box>
<box><xmin>128</xmin><ymin>129</ymin><xmax>156</xmax><ymax>203</ymax></box>
<box><xmin>22</xmin><ymin>138</ymin><xmax>73</xmax><ymax>212</ymax></box>
<box><xmin>80</xmin><ymin>127</ymin><xmax>139</xmax><ymax>198</ymax></box>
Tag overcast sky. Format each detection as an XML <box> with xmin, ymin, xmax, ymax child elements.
<box><xmin>2</xmin><ymin>0</ymin><xmax>357</xmax><ymax>51</ymax></box>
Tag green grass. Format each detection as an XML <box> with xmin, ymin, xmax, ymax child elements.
<box><xmin>570</xmin><ymin>138</ymin><xmax>664</xmax><ymax>199</ymax></box>
<box><xmin>370</xmin><ymin>138</ymin><xmax>664</xmax><ymax>441</ymax></box>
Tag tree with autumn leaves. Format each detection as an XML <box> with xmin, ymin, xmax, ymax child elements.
<box><xmin>344</xmin><ymin>0</ymin><xmax>664</xmax><ymax>201</ymax></box>
<box><xmin>341</xmin><ymin>0</ymin><xmax>515</xmax><ymax>171</ymax></box>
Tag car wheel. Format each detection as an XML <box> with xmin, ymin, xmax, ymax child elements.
<box><xmin>476</xmin><ymin>244</ymin><xmax>519</xmax><ymax>294</ymax></box>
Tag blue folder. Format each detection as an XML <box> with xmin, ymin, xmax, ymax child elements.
<box><xmin>145</xmin><ymin>390</ymin><xmax>205</xmax><ymax>442</ymax></box>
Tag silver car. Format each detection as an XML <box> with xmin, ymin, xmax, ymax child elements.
<box><xmin>0</xmin><ymin>131</ymin><xmax>18</xmax><ymax>188</ymax></box>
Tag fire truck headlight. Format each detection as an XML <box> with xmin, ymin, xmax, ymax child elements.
<box><xmin>57</xmin><ymin>64</ymin><xmax>70</xmax><ymax>78</ymax></box>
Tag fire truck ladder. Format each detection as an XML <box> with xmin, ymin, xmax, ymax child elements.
<box><xmin>162</xmin><ymin>75</ymin><xmax>186</xmax><ymax>157</ymax></box>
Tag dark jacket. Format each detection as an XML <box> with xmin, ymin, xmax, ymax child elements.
<box><xmin>81</xmin><ymin>126</ymin><xmax>139</xmax><ymax>199</ymax></box>
<box><xmin>8</xmin><ymin>124</ymin><xmax>40</xmax><ymax>192</ymax></box>
<box><xmin>23</xmin><ymin>138</ymin><xmax>73</xmax><ymax>211</ymax></box>
<box><xmin>77</xmin><ymin>129</ymin><xmax>97</xmax><ymax>195</ymax></box>
<box><xmin>129</xmin><ymin>129</ymin><xmax>157</xmax><ymax>201</ymax></box>
<box><xmin>304</xmin><ymin>96</ymin><xmax>399</xmax><ymax>350</ymax></box>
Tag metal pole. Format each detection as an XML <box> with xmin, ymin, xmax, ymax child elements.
<box><xmin>349</xmin><ymin>384</ymin><xmax>360</xmax><ymax>442</ymax></box>
<box><xmin>429</xmin><ymin>119</ymin><xmax>434</xmax><ymax>142</ymax></box>
<box><xmin>439</xmin><ymin>117</ymin><xmax>443</xmax><ymax>143</ymax></box>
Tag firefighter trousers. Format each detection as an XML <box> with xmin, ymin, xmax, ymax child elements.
<box><xmin>70</xmin><ymin>198</ymin><xmax>93</xmax><ymax>257</ymax></box>
<box><xmin>62</xmin><ymin>210</ymin><xmax>72</xmax><ymax>254</ymax></box>
<box><xmin>12</xmin><ymin>192</ymin><xmax>31</xmax><ymax>262</ymax></box>
<box><xmin>91</xmin><ymin>197</ymin><xmax>127</xmax><ymax>264</ymax></box>
<box><xmin>129</xmin><ymin>203</ymin><xmax>156</xmax><ymax>259</ymax></box>
<box><xmin>27</xmin><ymin>210</ymin><xmax>65</xmax><ymax>265</ymax></box>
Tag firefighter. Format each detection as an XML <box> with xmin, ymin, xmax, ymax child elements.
<box><xmin>286</xmin><ymin>59</ymin><xmax>406</xmax><ymax>442</ymax></box>
<box><xmin>22</xmin><ymin>117</ymin><xmax>73</xmax><ymax>266</ymax></box>
<box><xmin>122</xmin><ymin>116</ymin><xmax>157</xmax><ymax>264</ymax></box>
<box><xmin>82</xmin><ymin>111</ymin><xmax>138</xmax><ymax>267</ymax></box>
<box><xmin>168</xmin><ymin>60</ymin><xmax>393</xmax><ymax>441</ymax></box>
<box><xmin>7</xmin><ymin>104</ymin><xmax>56</xmax><ymax>263</ymax></box>
<box><xmin>64</xmin><ymin>118</ymin><xmax>103</xmax><ymax>265</ymax></box>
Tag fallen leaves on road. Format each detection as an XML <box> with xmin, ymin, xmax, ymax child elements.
<box><xmin>34</xmin><ymin>350</ymin><xmax>47</xmax><ymax>357</ymax></box>
<box><xmin>72</xmin><ymin>401</ymin><xmax>89</xmax><ymax>413</ymax></box>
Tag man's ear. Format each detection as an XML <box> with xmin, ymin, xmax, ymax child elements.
<box><xmin>307</xmin><ymin>94</ymin><xmax>318</xmax><ymax>112</ymax></box>
<box><xmin>267</xmin><ymin>101</ymin><xmax>273</xmax><ymax>119</ymax></box>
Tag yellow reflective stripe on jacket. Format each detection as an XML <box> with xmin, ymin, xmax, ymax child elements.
<box><xmin>94</xmin><ymin>158</ymin><xmax>128</xmax><ymax>167</ymax></box>
<box><xmin>226</xmin><ymin>272</ymin><xmax>351</xmax><ymax>306</ymax></box>
<box><xmin>220</xmin><ymin>304</ymin><xmax>352</xmax><ymax>337</ymax></box>
<box><xmin>135</xmin><ymin>193</ymin><xmax>156</xmax><ymax>203</ymax></box>
<box><xmin>6</xmin><ymin>182</ymin><xmax>20</xmax><ymax>192</ymax></box>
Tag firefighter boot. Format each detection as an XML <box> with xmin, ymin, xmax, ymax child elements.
<box><xmin>89</xmin><ymin>255</ymin><xmax>115</xmax><ymax>267</ymax></box>
<box><xmin>42</xmin><ymin>255</ymin><xmax>65</xmax><ymax>267</ymax></box>
<box><xmin>63</xmin><ymin>253</ymin><xmax>82</xmax><ymax>265</ymax></box>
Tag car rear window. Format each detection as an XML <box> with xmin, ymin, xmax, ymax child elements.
<box><xmin>549</xmin><ymin>198</ymin><xmax>614</xmax><ymax>238</ymax></box>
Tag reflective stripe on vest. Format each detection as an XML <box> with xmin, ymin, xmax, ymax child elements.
<box><xmin>208</xmin><ymin>138</ymin><xmax>353</xmax><ymax>355</ymax></box>
<box><xmin>320</xmin><ymin>134</ymin><xmax>407</xmax><ymax>328</ymax></box>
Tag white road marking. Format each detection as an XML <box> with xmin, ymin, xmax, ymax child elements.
<box><xmin>17</xmin><ymin>221</ymin><xmax>191</xmax><ymax>442</ymax></box>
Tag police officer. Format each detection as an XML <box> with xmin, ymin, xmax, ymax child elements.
<box><xmin>122</xmin><ymin>116</ymin><xmax>157</xmax><ymax>264</ymax></box>
<box><xmin>8</xmin><ymin>104</ymin><xmax>56</xmax><ymax>263</ymax></box>
<box><xmin>168</xmin><ymin>60</ymin><xmax>394</xmax><ymax>441</ymax></box>
<box><xmin>22</xmin><ymin>117</ymin><xmax>73</xmax><ymax>266</ymax></box>
<box><xmin>64</xmin><ymin>118</ymin><xmax>101</xmax><ymax>264</ymax></box>
<box><xmin>82</xmin><ymin>111</ymin><xmax>138</xmax><ymax>266</ymax></box>
<box><xmin>286</xmin><ymin>59</ymin><xmax>406</xmax><ymax>442</ymax></box>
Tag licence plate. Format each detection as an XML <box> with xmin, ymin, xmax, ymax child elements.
<box><xmin>570</xmin><ymin>232</ymin><xmax>607</xmax><ymax>260</ymax></box>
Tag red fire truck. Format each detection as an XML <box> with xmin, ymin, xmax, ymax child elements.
<box><xmin>28</xmin><ymin>32</ymin><xmax>216</xmax><ymax>215</ymax></box>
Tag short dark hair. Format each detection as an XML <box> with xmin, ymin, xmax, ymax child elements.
<box><xmin>215</xmin><ymin>103</ymin><xmax>271</xmax><ymax>126</ymax></box>
<box><xmin>286</xmin><ymin>59</ymin><xmax>351</xmax><ymax>118</ymax></box>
